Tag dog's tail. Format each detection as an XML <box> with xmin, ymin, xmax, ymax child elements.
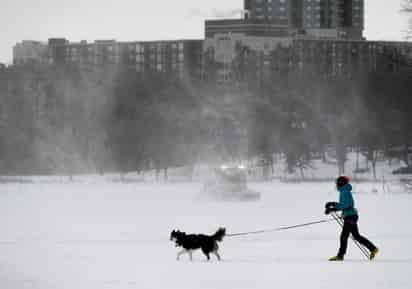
<box><xmin>213</xmin><ymin>227</ymin><xmax>226</xmax><ymax>242</ymax></box>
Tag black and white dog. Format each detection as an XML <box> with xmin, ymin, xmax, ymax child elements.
<box><xmin>170</xmin><ymin>228</ymin><xmax>226</xmax><ymax>261</ymax></box>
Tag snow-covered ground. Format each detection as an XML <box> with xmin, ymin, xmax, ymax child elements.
<box><xmin>1</xmin><ymin>180</ymin><xmax>411</xmax><ymax>289</ymax></box>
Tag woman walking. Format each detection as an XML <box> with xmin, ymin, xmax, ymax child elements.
<box><xmin>325</xmin><ymin>176</ymin><xmax>379</xmax><ymax>261</ymax></box>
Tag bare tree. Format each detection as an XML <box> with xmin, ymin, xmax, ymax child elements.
<box><xmin>401</xmin><ymin>0</ymin><xmax>412</xmax><ymax>40</ymax></box>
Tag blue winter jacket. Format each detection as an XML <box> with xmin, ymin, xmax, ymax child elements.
<box><xmin>335</xmin><ymin>184</ymin><xmax>358</xmax><ymax>218</ymax></box>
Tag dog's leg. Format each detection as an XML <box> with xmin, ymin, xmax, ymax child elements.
<box><xmin>176</xmin><ymin>249</ymin><xmax>186</xmax><ymax>261</ymax></box>
<box><xmin>201</xmin><ymin>247</ymin><xmax>211</xmax><ymax>261</ymax></box>
<box><xmin>189</xmin><ymin>250</ymin><xmax>193</xmax><ymax>261</ymax></box>
<box><xmin>213</xmin><ymin>250</ymin><xmax>221</xmax><ymax>261</ymax></box>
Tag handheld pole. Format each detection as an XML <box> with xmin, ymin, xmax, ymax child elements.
<box><xmin>331</xmin><ymin>212</ymin><xmax>370</xmax><ymax>259</ymax></box>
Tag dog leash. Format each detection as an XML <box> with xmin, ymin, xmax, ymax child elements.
<box><xmin>226</xmin><ymin>218</ymin><xmax>337</xmax><ymax>237</ymax></box>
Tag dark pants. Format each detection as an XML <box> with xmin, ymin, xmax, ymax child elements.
<box><xmin>338</xmin><ymin>215</ymin><xmax>376</xmax><ymax>258</ymax></box>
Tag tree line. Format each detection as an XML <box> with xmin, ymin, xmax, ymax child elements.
<box><xmin>0</xmin><ymin>62</ymin><xmax>412</xmax><ymax>179</ymax></box>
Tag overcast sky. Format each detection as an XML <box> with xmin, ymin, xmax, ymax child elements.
<box><xmin>0</xmin><ymin>0</ymin><xmax>409</xmax><ymax>64</ymax></box>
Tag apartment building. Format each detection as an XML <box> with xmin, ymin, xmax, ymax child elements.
<box><xmin>13</xmin><ymin>41</ymin><xmax>48</xmax><ymax>65</ymax></box>
<box><xmin>291</xmin><ymin>39</ymin><xmax>412</xmax><ymax>77</ymax></box>
<box><xmin>46</xmin><ymin>39</ymin><xmax>203</xmax><ymax>81</ymax></box>
<box><xmin>243</xmin><ymin>0</ymin><xmax>364</xmax><ymax>39</ymax></box>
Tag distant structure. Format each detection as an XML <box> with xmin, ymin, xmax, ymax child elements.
<box><xmin>243</xmin><ymin>0</ymin><xmax>364</xmax><ymax>39</ymax></box>
<box><xmin>13</xmin><ymin>38</ymin><xmax>203</xmax><ymax>81</ymax></box>
<box><xmin>301</xmin><ymin>0</ymin><xmax>364</xmax><ymax>40</ymax></box>
<box><xmin>13</xmin><ymin>41</ymin><xmax>48</xmax><ymax>65</ymax></box>
<box><xmin>244</xmin><ymin>0</ymin><xmax>290</xmax><ymax>21</ymax></box>
<box><xmin>202</xmin><ymin>0</ymin><xmax>412</xmax><ymax>84</ymax></box>
<box><xmin>10</xmin><ymin>0</ymin><xmax>412</xmax><ymax>85</ymax></box>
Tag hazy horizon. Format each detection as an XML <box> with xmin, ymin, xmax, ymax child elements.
<box><xmin>0</xmin><ymin>0</ymin><xmax>410</xmax><ymax>64</ymax></box>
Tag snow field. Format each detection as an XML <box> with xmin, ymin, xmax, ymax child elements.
<box><xmin>0</xmin><ymin>181</ymin><xmax>411</xmax><ymax>289</ymax></box>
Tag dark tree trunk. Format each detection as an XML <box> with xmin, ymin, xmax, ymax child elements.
<box><xmin>164</xmin><ymin>167</ymin><xmax>168</xmax><ymax>182</ymax></box>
